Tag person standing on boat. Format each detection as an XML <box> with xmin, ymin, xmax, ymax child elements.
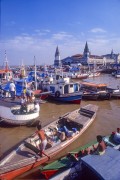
<box><xmin>26</xmin><ymin>88</ymin><xmax>33</xmax><ymax>102</ymax></box>
<box><xmin>20</xmin><ymin>95</ymin><xmax>27</xmax><ymax>113</ymax></box>
<box><xmin>9</xmin><ymin>80</ymin><xmax>16</xmax><ymax>100</ymax></box>
<box><xmin>35</xmin><ymin>123</ymin><xmax>47</xmax><ymax>155</ymax></box>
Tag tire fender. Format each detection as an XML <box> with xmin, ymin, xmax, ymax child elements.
<box><xmin>55</xmin><ymin>91</ymin><xmax>60</xmax><ymax>97</ymax></box>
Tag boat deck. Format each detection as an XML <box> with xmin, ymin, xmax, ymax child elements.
<box><xmin>67</xmin><ymin>104</ymin><xmax>97</xmax><ymax>126</ymax></box>
<box><xmin>0</xmin><ymin>98</ymin><xmax>21</xmax><ymax>108</ymax></box>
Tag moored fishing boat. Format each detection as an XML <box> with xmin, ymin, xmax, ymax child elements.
<box><xmin>88</xmin><ymin>71</ymin><xmax>101</xmax><ymax>78</ymax></box>
<box><xmin>0</xmin><ymin>98</ymin><xmax>40</xmax><ymax>126</ymax></box>
<box><xmin>70</xmin><ymin>73</ymin><xmax>88</xmax><ymax>80</ymax></box>
<box><xmin>1</xmin><ymin>78</ymin><xmax>51</xmax><ymax>100</ymax></box>
<box><xmin>0</xmin><ymin>104</ymin><xmax>98</xmax><ymax>180</ymax></box>
<box><xmin>41</xmin><ymin>75</ymin><xmax>83</xmax><ymax>104</ymax></box>
<box><xmin>40</xmin><ymin>135</ymin><xmax>120</xmax><ymax>180</ymax></box>
<box><xmin>80</xmin><ymin>82</ymin><xmax>111</xmax><ymax>100</ymax></box>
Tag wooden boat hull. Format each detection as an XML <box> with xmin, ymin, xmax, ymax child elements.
<box><xmin>82</xmin><ymin>93</ymin><xmax>99</xmax><ymax>100</ymax></box>
<box><xmin>0</xmin><ymin>104</ymin><xmax>98</xmax><ymax>180</ymax></box>
<box><xmin>40</xmin><ymin>135</ymin><xmax>118</xmax><ymax>180</ymax></box>
<box><xmin>71</xmin><ymin>75</ymin><xmax>88</xmax><ymax>79</ymax></box>
<box><xmin>82</xmin><ymin>93</ymin><xmax>110</xmax><ymax>100</ymax></box>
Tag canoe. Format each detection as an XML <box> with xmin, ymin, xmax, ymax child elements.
<box><xmin>40</xmin><ymin>135</ymin><xmax>119</xmax><ymax>180</ymax></box>
<box><xmin>49</xmin><ymin>145</ymin><xmax>120</xmax><ymax>180</ymax></box>
<box><xmin>0</xmin><ymin>104</ymin><xmax>98</xmax><ymax>180</ymax></box>
<box><xmin>0</xmin><ymin>98</ymin><xmax>40</xmax><ymax>126</ymax></box>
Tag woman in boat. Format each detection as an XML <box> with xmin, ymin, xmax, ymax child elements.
<box><xmin>93</xmin><ymin>135</ymin><xmax>106</xmax><ymax>155</ymax></box>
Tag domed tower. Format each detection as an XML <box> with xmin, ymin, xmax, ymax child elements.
<box><xmin>83</xmin><ymin>41</ymin><xmax>90</xmax><ymax>63</ymax></box>
<box><xmin>54</xmin><ymin>46</ymin><xmax>61</xmax><ymax>67</ymax></box>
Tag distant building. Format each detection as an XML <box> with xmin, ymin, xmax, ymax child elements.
<box><xmin>62</xmin><ymin>42</ymin><xmax>104</xmax><ymax>65</ymax></box>
<box><xmin>55</xmin><ymin>42</ymin><xmax>120</xmax><ymax>66</ymax></box>
<box><xmin>102</xmin><ymin>49</ymin><xmax>120</xmax><ymax>64</ymax></box>
<box><xmin>54</xmin><ymin>46</ymin><xmax>62</xmax><ymax>67</ymax></box>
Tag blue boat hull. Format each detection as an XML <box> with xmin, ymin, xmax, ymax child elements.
<box><xmin>48</xmin><ymin>94</ymin><xmax>82</xmax><ymax>104</ymax></box>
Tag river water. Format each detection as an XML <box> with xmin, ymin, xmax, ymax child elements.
<box><xmin>0</xmin><ymin>74</ymin><xmax>120</xmax><ymax>179</ymax></box>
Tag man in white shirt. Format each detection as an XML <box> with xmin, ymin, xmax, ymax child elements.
<box><xmin>9</xmin><ymin>81</ymin><xmax>16</xmax><ymax>100</ymax></box>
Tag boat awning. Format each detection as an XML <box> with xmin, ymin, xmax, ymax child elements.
<box><xmin>81</xmin><ymin>82</ymin><xmax>107</xmax><ymax>88</ymax></box>
<box><xmin>81</xmin><ymin>147</ymin><xmax>120</xmax><ymax>180</ymax></box>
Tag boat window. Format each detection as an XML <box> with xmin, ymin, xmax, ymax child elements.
<box><xmin>70</xmin><ymin>84</ymin><xmax>73</xmax><ymax>88</ymax></box>
<box><xmin>64</xmin><ymin>85</ymin><xmax>69</xmax><ymax>94</ymax></box>
<box><xmin>74</xmin><ymin>84</ymin><xmax>78</xmax><ymax>92</ymax></box>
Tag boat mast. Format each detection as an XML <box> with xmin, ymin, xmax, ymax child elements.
<box><xmin>34</xmin><ymin>56</ymin><xmax>37</xmax><ymax>90</ymax></box>
<box><xmin>4</xmin><ymin>50</ymin><xmax>9</xmax><ymax>72</ymax></box>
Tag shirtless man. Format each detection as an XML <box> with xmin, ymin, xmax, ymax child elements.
<box><xmin>36</xmin><ymin>124</ymin><xmax>47</xmax><ymax>153</ymax></box>
<box><xmin>93</xmin><ymin>135</ymin><xmax>106</xmax><ymax>155</ymax></box>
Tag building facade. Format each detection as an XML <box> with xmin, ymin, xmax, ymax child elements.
<box><xmin>61</xmin><ymin>42</ymin><xmax>120</xmax><ymax>66</ymax></box>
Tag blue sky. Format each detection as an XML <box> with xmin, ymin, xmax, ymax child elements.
<box><xmin>1</xmin><ymin>0</ymin><xmax>120</xmax><ymax>65</ymax></box>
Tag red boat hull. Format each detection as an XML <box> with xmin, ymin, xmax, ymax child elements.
<box><xmin>0</xmin><ymin>157</ymin><xmax>48</xmax><ymax>180</ymax></box>
<box><xmin>34</xmin><ymin>90</ymin><xmax>49</xmax><ymax>100</ymax></box>
<box><xmin>41</xmin><ymin>169</ymin><xmax>58</xmax><ymax>179</ymax></box>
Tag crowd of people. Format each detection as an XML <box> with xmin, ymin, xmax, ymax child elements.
<box><xmin>7</xmin><ymin>80</ymin><xmax>40</xmax><ymax>114</ymax></box>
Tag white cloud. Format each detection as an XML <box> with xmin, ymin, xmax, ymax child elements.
<box><xmin>34</xmin><ymin>29</ymin><xmax>51</xmax><ymax>36</ymax></box>
<box><xmin>52</xmin><ymin>32</ymin><xmax>73</xmax><ymax>40</ymax></box>
<box><xmin>90</xmin><ymin>28</ymin><xmax>107</xmax><ymax>33</ymax></box>
<box><xmin>1</xmin><ymin>30</ymin><xmax>120</xmax><ymax>65</ymax></box>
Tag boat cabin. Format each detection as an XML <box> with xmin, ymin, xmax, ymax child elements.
<box><xmin>0</xmin><ymin>70</ymin><xmax>13</xmax><ymax>82</ymax></box>
<box><xmin>81</xmin><ymin>82</ymin><xmax>107</xmax><ymax>93</ymax></box>
<box><xmin>42</xmin><ymin>75</ymin><xmax>80</xmax><ymax>95</ymax></box>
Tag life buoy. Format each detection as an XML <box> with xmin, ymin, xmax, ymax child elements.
<box><xmin>55</xmin><ymin>91</ymin><xmax>60</xmax><ymax>98</ymax></box>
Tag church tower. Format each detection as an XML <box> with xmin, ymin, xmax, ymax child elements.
<box><xmin>83</xmin><ymin>41</ymin><xmax>90</xmax><ymax>63</ymax></box>
<box><xmin>54</xmin><ymin>46</ymin><xmax>61</xmax><ymax>67</ymax></box>
<box><xmin>110</xmin><ymin>49</ymin><xmax>114</xmax><ymax>59</ymax></box>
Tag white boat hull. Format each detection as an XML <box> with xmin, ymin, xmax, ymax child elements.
<box><xmin>0</xmin><ymin>103</ymin><xmax>40</xmax><ymax>125</ymax></box>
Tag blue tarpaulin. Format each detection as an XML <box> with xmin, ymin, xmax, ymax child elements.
<box><xmin>81</xmin><ymin>147</ymin><xmax>120</xmax><ymax>180</ymax></box>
